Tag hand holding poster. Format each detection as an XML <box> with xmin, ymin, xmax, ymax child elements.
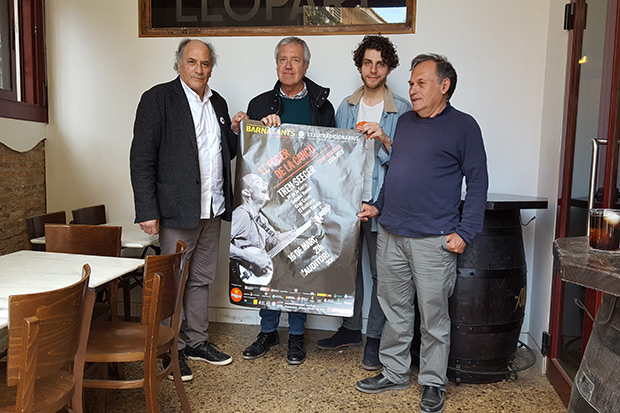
<box><xmin>229</xmin><ymin>120</ymin><xmax>365</xmax><ymax>316</ymax></box>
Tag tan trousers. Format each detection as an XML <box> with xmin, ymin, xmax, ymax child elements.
<box><xmin>160</xmin><ymin>217</ymin><xmax>222</xmax><ymax>350</ymax></box>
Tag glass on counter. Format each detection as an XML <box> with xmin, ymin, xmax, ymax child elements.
<box><xmin>589</xmin><ymin>208</ymin><xmax>620</xmax><ymax>251</ymax></box>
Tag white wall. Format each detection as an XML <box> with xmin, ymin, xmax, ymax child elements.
<box><xmin>0</xmin><ymin>0</ymin><xmax>569</xmax><ymax>367</ymax></box>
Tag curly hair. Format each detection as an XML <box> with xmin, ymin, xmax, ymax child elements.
<box><xmin>352</xmin><ymin>35</ymin><xmax>399</xmax><ymax>71</ymax></box>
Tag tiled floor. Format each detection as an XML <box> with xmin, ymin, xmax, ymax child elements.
<box><xmin>85</xmin><ymin>322</ymin><xmax>567</xmax><ymax>412</ymax></box>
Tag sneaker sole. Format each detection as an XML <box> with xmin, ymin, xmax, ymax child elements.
<box><xmin>187</xmin><ymin>355</ymin><xmax>232</xmax><ymax>366</ymax></box>
<box><xmin>355</xmin><ymin>382</ymin><xmax>410</xmax><ymax>394</ymax></box>
<box><xmin>167</xmin><ymin>373</ymin><xmax>193</xmax><ymax>382</ymax></box>
<box><xmin>316</xmin><ymin>341</ymin><xmax>362</xmax><ymax>351</ymax></box>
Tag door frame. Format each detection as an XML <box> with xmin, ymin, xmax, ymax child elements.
<box><xmin>548</xmin><ymin>0</ymin><xmax>620</xmax><ymax>405</ymax></box>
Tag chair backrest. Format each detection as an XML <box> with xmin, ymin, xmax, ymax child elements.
<box><xmin>25</xmin><ymin>211</ymin><xmax>67</xmax><ymax>251</ymax></box>
<box><xmin>141</xmin><ymin>240</ymin><xmax>188</xmax><ymax>328</ymax></box>
<box><xmin>6</xmin><ymin>265</ymin><xmax>95</xmax><ymax>411</ymax></box>
<box><xmin>71</xmin><ymin>204</ymin><xmax>107</xmax><ymax>225</ymax></box>
<box><xmin>45</xmin><ymin>224</ymin><xmax>121</xmax><ymax>257</ymax></box>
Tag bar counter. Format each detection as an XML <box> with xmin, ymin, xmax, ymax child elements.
<box><xmin>554</xmin><ymin>236</ymin><xmax>620</xmax><ymax>297</ymax></box>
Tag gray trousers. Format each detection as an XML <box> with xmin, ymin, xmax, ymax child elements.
<box><xmin>160</xmin><ymin>217</ymin><xmax>222</xmax><ymax>350</ymax></box>
<box><xmin>376</xmin><ymin>225</ymin><xmax>457</xmax><ymax>390</ymax></box>
<box><xmin>342</xmin><ymin>219</ymin><xmax>386</xmax><ymax>339</ymax></box>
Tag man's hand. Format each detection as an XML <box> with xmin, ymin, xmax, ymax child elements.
<box><xmin>358</xmin><ymin>203</ymin><xmax>379</xmax><ymax>221</ymax></box>
<box><xmin>446</xmin><ymin>232</ymin><xmax>466</xmax><ymax>254</ymax></box>
<box><xmin>358</xmin><ymin>122</ymin><xmax>391</xmax><ymax>151</ymax></box>
<box><xmin>261</xmin><ymin>114</ymin><xmax>282</xmax><ymax>127</ymax></box>
<box><xmin>231</xmin><ymin>111</ymin><xmax>249</xmax><ymax>134</ymax></box>
<box><xmin>139</xmin><ymin>219</ymin><xmax>159</xmax><ymax>235</ymax></box>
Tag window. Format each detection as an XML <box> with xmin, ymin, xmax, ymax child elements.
<box><xmin>0</xmin><ymin>0</ymin><xmax>47</xmax><ymax>123</ymax></box>
<box><xmin>139</xmin><ymin>0</ymin><xmax>416</xmax><ymax>37</ymax></box>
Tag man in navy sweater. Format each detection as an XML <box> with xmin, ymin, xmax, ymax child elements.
<box><xmin>355</xmin><ymin>54</ymin><xmax>488</xmax><ymax>413</ymax></box>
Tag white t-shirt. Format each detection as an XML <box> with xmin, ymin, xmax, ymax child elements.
<box><xmin>356</xmin><ymin>99</ymin><xmax>384</xmax><ymax>201</ymax></box>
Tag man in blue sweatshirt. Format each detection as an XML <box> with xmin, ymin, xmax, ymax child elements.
<box><xmin>355</xmin><ymin>54</ymin><xmax>488</xmax><ymax>413</ymax></box>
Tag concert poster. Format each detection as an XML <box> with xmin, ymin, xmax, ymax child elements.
<box><xmin>229</xmin><ymin>120</ymin><xmax>365</xmax><ymax>316</ymax></box>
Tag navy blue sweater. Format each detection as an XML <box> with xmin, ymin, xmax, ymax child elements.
<box><xmin>374</xmin><ymin>104</ymin><xmax>488</xmax><ymax>244</ymax></box>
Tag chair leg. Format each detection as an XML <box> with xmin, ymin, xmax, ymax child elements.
<box><xmin>171</xmin><ymin>349</ymin><xmax>192</xmax><ymax>412</ymax></box>
<box><xmin>108</xmin><ymin>279</ymin><xmax>119</xmax><ymax>321</ymax></box>
<box><xmin>122</xmin><ymin>277</ymin><xmax>132</xmax><ymax>321</ymax></box>
<box><xmin>71</xmin><ymin>377</ymin><xmax>84</xmax><ymax>413</ymax></box>
<box><xmin>144</xmin><ymin>353</ymin><xmax>160</xmax><ymax>413</ymax></box>
<box><xmin>97</xmin><ymin>363</ymin><xmax>107</xmax><ymax>413</ymax></box>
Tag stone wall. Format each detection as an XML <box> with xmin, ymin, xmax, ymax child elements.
<box><xmin>0</xmin><ymin>140</ymin><xmax>46</xmax><ymax>254</ymax></box>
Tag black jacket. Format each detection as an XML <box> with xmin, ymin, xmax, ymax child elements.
<box><xmin>247</xmin><ymin>77</ymin><xmax>335</xmax><ymax>127</ymax></box>
<box><xmin>130</xmin><ymin>77</ymin><xmax>237</xmax><ymax>228</ymax></box>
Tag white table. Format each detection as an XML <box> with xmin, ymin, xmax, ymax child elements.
<box><xmin>0</xmin><ymin>250</ymin><xmax>144</xmax><ymax>352</ymax></box>
<box><xmin>30</xmin><ymin>222</ymin><xmax>159</xmax><ymax>249</ymax></box>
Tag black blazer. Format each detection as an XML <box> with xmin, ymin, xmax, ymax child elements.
<box><xmin>130</xmin><ymin>77</ymin><xmax>237</xmax><ymax>229</ymax></box>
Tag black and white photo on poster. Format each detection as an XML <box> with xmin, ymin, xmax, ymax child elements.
<box><xmin>229</xmin><ymin>120</ymin><xmax>365</xmax><ymax>316</ymax></box>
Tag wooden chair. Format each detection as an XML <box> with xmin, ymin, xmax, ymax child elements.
<box><xmin>70</xmin><ymin>204</ymin><xmax>142</xmax><ymax>320</ymax></box>
<box><xmin>25</xmin><ymin>211</ymin><xmax>67</xmax><ymax>251</ymax></box>
<box><xmin>0</xmin><ymin>265</ymin><xmax>95</xmax><ymax>413</ymax></box>
<box><xmin>82</xmin><ymin>240</ymin><xmax>191</xmax><ymax>413</ymax></box>
<box><xmin>71</xmin><ymin>204</ymin><xmax>106</xmax><ymax>225</ymax></box>
<box><xmin>45</xmin><ymin>224</ymin><xmax>122</xmax><ymax>320</ymax></box>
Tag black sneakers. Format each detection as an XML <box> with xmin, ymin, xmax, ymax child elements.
<box><xmin>315</xmin><ymin>327</ymin><xmax>362</xmax><ymax>350</ymax></box>
<box><xmin>185</xmin><ymin>341</ymin><xmax>232</xmax><ymax>366</ymax></box>
<box><xmin>165</xmin><ymin>350</ymin><xmax>193</xmax><ymax>382</ymax></box>
<box><xmin>242</xmin><ymin>331</ymin><xmax>280</xmax><ymax>360</ymax></box>
<box><xmin>420</xmin><ymin>385</ymin><xmax>445</xmax><ymax>413</ymax></box>
<box><xmin>286</xmin><ymin>334</ymin><xmax>306</xmax><ymax>365</ymax></box>
<box><xmin>361</xmin><ymin>337</ymin><xmax>382</xmax><ymax>371</ymax></box>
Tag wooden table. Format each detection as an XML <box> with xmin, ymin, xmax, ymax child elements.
<box><xmin>30</xmin><ymin>222</ymin><xmax>159</xmax><ymax>249</ymax></box>
<box><xmin>0</xmin><ymin>250</ymin><xmax>144</xmax><ymax>353</ymax></box>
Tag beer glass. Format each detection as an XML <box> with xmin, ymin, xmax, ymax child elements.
<box><xmin>589</xmin><ymin>208</ymin><xmax>620</xmax><ymax>251</ymax></box>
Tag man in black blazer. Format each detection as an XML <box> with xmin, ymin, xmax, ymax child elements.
<box><xmin>130</xmin><ymin>39</ymin><xmax>245</xmax><ymax>382</ymax></box>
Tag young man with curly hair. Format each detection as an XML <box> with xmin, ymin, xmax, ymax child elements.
<box><xmin>315</xmin><ymin>35</ymin><xmax>411</xmax><ymax>371</ymax></box>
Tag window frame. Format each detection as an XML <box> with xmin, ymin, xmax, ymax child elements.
<box><xmin>0</xmin><ymin>0</ymin><xmax>47</xmax><ymax>123</ymax></box>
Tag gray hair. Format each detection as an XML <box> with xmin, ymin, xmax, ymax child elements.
<box><xmin>174</xmin><ymin>38</ymin><xmax>218</xmax><ymax>72</ymax></box>
<box><xmin>410</xmin><ymin>53</ymin><xmax>457</xmax><ymax>100</ymax></box>
<box><xmin>274</xmin><ymin>37</ymin><xmax>311</xmax><ymax>65</ymax></box>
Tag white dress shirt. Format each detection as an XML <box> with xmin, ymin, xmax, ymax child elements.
<box><xmin>180</xmin><ymin>78</ymin><xmax>225</xmax><ymax>219</ymax></box>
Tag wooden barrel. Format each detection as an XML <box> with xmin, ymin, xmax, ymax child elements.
<box><xmin>568</xmin><ymin>294</ymin><xmax>620</xmax><ymax>412</ymax></box>
<box><xmin>447</xmin><ymin>209</ymin><xmax>527</xmax><ymax>383</ymax></box>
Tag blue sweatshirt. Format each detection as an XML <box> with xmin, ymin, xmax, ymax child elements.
<box><xmin>374</xmin><ymin>104</ymin><xmax>488</xmax><ymax>244</ymax></box>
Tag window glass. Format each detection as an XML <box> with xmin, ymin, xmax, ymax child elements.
<box><xmin>0</xmin><ymin>0</ymin><xmax>12</xmax><ymax>92</ymax></box>
<box><xmin>142</xmin><ymin>0</ymin><xmax>415</xmax><ymax>36</ymax></box>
